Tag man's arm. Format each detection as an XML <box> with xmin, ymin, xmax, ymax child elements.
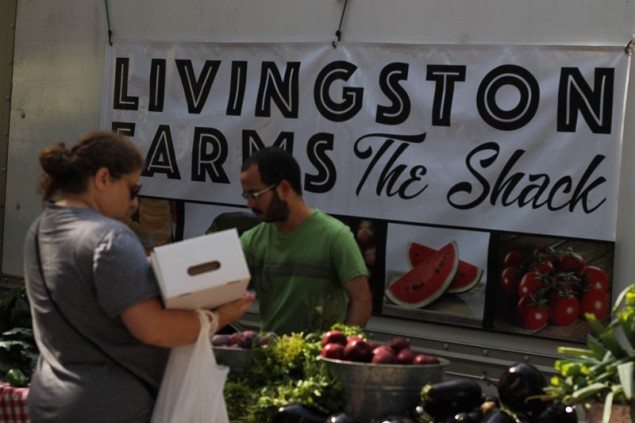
<box><xmin>344</xmin><ymin>276</ymin><xmax>373</xmax><ymax>327</ymax></box>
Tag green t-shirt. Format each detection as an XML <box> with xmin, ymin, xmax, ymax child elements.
<box><xmin>240</xmin><ymin>210</ymin><xmax>369</xmax><ymax>334</ymax></box>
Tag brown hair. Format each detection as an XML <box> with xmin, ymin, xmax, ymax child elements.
<box><xmin>38</xmin><ymin>131</ymin><xmax>144</xmax><ymax>201</ymax></box>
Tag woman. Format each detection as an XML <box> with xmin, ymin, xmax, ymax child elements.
<box><xmin>23</xmin><ymin>131</ymin><xmax>254</xmax><ymax>422</ymax></box>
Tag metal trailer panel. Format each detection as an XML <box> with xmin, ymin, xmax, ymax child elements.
<box><xmin>4</xmin><ymin>0</ymin><xmax>635</xmax><ymax>380</ymax></box>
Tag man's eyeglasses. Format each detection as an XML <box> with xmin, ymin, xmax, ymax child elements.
<box><xmin>129</xmin><ymin>184</ymin><xmax>142</xmax><ymax>200</ymax></box>
<box><xmin>241</xmin><ymin>183</ymin><xmax>277</xmax><ymax>201</ymax></box>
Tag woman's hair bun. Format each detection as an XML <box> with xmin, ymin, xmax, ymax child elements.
<box><xmin>39</xmin><ymin>142</ymin><xmax>75</xmax><ymax>179</ymax></box>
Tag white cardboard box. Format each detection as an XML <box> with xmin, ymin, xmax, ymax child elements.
<box><xmin>149</xmin><ymin>228</ymin><xmax>251</xmax><ymax>310</ymax></box>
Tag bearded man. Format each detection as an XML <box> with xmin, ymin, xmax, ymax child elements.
<box><xmin>239</xmin><ymin>147</ymin><xmax>372</xmax><ymax>334</ymax></box>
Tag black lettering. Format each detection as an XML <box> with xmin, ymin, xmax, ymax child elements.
<box><xmin>427</xmin><ymin>65</ymin><xmax>466</xmax><ymax>126</ymax></box>
<box><xmin>241</xmin><ymin>130</ymin><xmax>294</xmax><ymax>163</ymax></box>
<box><xmin>305</xmin><ymin>133</ymin><xmax>336</xmax><ymax>193</ymax></box>
<box><xmin>111</xmin><ymin>122</ymin><xmax>135</xmax><ymax>136</ymax></box>
<box><xmin>449</xmin><ymin>143</ymin><xmax>607</xmax><ymax>213</ymax></box>
<box><xmin>447</xmin><ymin>142</ymin><xmax>498</xmax><ymax>209</ymax></box>
<box><xmin>557</xmin><ymin>68</ymin><xmax>614</xmax><ymax>134</ymax></box>
<box><xmin>141</xmin><ymin>125</ymin><xmax>181</xmax><ymax>179</ymax></box>
<box><xmin>255</xmin><ymin>62</ymin><xmax>300</xmax><ymax>118</ymax></box>
<box><xmin>314</xmin><ymin>61</ymin><xmax>363</xmax><ymax>122</ymax></box>
<box><xmin>113</xmin><ymin>58</ymin><xmax>139</xmax><ymax>110</ymax></box>
<box><xmin>191</xmin><ymin>127</ymin><xmax>229</xmax><ymax>183</ymax></box>
<box><xmin>149</xmin><ymin>59</ymin><xmax>166</xmax><ymax>112</ymax></box>
<box><xmin>354</xmin><ymin>133</ymin><xmax>428</xmax><ymax>198</ymax></box>
<box><xmin>175</xmin><ymin>59</ymin><xmax>221</xmax><ymax>114</ymax></box>
<box><xmin>477</xmin><ymin>65</ymin><xmax>539</xmax><ymax>131</ymax></box>
<box><xmin>227</xmin><ymin>61</ymin><xmax>248</xmax><ymax>116</ymax></box>
<box><xmin>376</xmin><ymin>63</ymin><xmax>410</xmax><ymax>125</ymax></box>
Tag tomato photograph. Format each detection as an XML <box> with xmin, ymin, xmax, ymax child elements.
<box><xmin>485</xmin><ymin>233</ymin><xmax>614</xmax><ymax>343</ymax></box>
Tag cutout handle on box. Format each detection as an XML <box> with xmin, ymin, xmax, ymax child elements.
<box><xmin>187</xmin><ymin>260</ymin><xmax>221</xmax><ymax>276</ymax></box>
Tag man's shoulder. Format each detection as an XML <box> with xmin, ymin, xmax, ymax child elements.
<box><xmin>240</xmin><ymin>221</ymin><xmax>270</xmax><ymax>242</ymax></box>
<box><xmin>310</xmin><ymin>210</ymin><xmax>349</xmax><ymax>233</ymax></box>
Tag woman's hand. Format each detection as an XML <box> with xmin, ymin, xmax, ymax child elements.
<box><xmin>214</xmin><ymin>291</ymin><xmax>256</xmax><ymax>330</ymax></box>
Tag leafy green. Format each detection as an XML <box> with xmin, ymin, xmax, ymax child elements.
<box><xmin>224</xmin><ymin>329</ymin><xmax>349</xmax><ymax>422</ymax></box>
<box><xmin>0</xmin><ymin>287</ymin><xmax>38</xmax><ymax>382</ymax></box>
<box><xmin>548</xmin><ymin>284</ymin><xmax>635</xmax><ymax>422</ymax></box>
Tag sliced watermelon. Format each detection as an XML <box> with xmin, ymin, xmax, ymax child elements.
<box><xmin>409</xmin><ymin>242</ymin><xmax>483</xmax><ymax>294</ymax></box>
<box><xmin>385</xmin><ymin>241</ymin><xmax>459</xmax><ymax>308</ymax></box>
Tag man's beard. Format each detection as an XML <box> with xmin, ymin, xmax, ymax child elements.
<box><xmin>261</xmin><ymin>192</ymin><xmax>290</xmax><ymax>222</ymax></box>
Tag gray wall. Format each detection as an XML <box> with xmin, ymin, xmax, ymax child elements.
<box><xmin>6</xmin><ymin>0</ymin><xmax>635</xmax><ymax>374</ymax></box>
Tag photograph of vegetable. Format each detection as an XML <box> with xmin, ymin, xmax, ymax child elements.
<box><xmin>486</xmin><ymin>233</ymin><xmax>614</xmax><ymax>342</ymax></box>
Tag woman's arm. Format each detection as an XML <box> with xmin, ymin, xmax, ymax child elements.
<box><xmin>121</xmin><ymin>292</ymin><xmax>255</xmax><ymax>348</ymax></box>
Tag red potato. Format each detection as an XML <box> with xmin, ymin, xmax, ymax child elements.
<box><xmin>321</xmin><ymin>330</ymin><xmax>347</xmax><ymax>347</ymax></box>
<box><xmin>396</xmin><ymin>348</ymin><xmax>417</xmax><ymax>364</ymax></box>
<box><xmin>385</xmin><ymin>336</ymin><xmax>410</xmax><ymax>353</ymax></box>
<box><xmin>413</xmin><ymin>353</ymin><xmax>439</xmax><ymax>365</ymax></box>
<box><xmin>343</xmin><ymin>339</ymin><xmax>373</xmax><ymax>362</ymax></box>
<box><xmin>321</xmin><ymin>343</ymin><xmax>345</xmax><ymax>360</ymax></box>
<box><xmin>371</xmin><ymin>346</ymin><xmax>397</xmax><ymax>364</ymax></box>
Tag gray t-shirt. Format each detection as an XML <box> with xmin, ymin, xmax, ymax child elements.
<box><xmin>23</xmin><ymin>204</ymin><xmax>169</xmax><ymax>422</ymax></box>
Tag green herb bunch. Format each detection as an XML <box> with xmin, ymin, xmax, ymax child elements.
<box><xmin>546</xmin><ymin>284</ymin><xmax>635</xmax><ymax>422</ymax></box>
<box><xmin>224</xmin><ymin>327</ymin><xmax>364</xmax><ymax>422</ymax></box>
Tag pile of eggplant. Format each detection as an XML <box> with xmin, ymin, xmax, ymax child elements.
<box><xmin>419</xmin><ymin>362</ymin><xmax>578</xmax><ymax>423</ymax></box>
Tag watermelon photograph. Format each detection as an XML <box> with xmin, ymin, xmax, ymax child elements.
<box><xmin>382</xmin><ymin>223</ymin><xmax>490</xmax><ymax>328</ymax></box>
<box><xmin>484</xmin><ymin>233</ymin><xmax>614</xmax><ymax>343</ymax></box>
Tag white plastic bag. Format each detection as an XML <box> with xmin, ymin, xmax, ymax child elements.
<box><xmin>151</xmin><ymin>309</ymin><xmax>229</xmax><ymax>423</ymax></box>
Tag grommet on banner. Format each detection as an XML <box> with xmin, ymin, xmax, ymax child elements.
<box><xmin>332</xmin><ymin>0</ymin><xmax>349</xmax><ymax>49</ymax></box>
<box><xmin>625</xmin><ymin>35</ymin><xmax>634</xmax><ymax>55</ymax></box>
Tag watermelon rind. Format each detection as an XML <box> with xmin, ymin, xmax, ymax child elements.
<box><xmin>410</xmin><ymin>241</ymin><xmax>483</xmax><ymax>294</ymax></box>
<box><xmin>447</xmin><ymin>266</ymin><xmax>483</xmax><ymax>294</ymax></box>
<box><xmin>385</xmin><ymin>241</ymin><xmax>459</xmax><ymax>308</ymax></box>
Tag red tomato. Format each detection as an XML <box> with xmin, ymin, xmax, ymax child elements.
<box><xmin>521</xmin><ymin>305</ymin><xmax>549</xmax><ymax>330</ymax></box>
<box><xmin>580</xmin><ymin>266</ymin><xmax>609</xmax><ymax>292</ymax></box>
<box><xmin>549</xmin><ymin>295</ymin><xmax>580</xmax><ymax>326</ymax></box>
<box><xmin>504</xmin><ymin>250</ymin><xmax>524</xmax><ymax>267</ymax></box>
<box><xmin>516</xmin><ymin>294</ymin><xmax>533</xmax><ymax>316</ymax></box>
<box><xmin>518</xmin><ymin>271</ymin><xmax>545</xmax><ymax>298</ymax></box>
<box><xmin>581</xmin><ymin>289</ymin><xmax>609</xmax><ymax>320</ymax></box>
<box><xmin>556</xmin><ymin>252</ymin><xmax>586</xmax><ymax>273</ymax></box>
<box><xmin>530</xmin><ymin>260</ymin><xmax>555</xmax><ymax>275</ymax></box>
<box><xmin>500</xmin><ymin>267</ymin><xmax>521</xmax><ymax>295</ymax></box>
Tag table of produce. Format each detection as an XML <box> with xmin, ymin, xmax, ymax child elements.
<box><xmin>211</xmin><ymin>325</ymin><xmax>580</xmax><ymax>422</ymax></box>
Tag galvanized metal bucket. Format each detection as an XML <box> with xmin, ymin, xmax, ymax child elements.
<box><xmin>212</xmin><ymin>346</ymin><xmax>256</xmax><ymax>378</ymax></box>
<box><xmin>320</xmin><ymin>356</ymin><xmax>449</xmax><ymax>422</ymax></box>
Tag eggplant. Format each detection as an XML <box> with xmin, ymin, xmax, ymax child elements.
<box><xmin>377</xmin><ymin>415</ymin><xmax>414</xmax><ymax>423</ymax></box>
<box><xmin>327</xmin><ymin>412</ymin><xmax>353</xmax><ymax>423</ymax></box>
<box><xmin>529</xmin><ymin>401</ymin><xmax>577</xmax><ymax>423</ymax></box>
<box><xmin>496</xmin><ymin>363</ymin><xmax>547</xmax><ymax>416</ymax></box>
<box><xmin>445</xmin><ymin>410</ymin><xmax>480</xmax><ymax>422</ymax></box>
<box><xmin>273</xmin><ymin>404</ymin><xmax>327</xmax><ymax>423</ymax></box>
<box><xmin>421</xmin><ymin>378</ymin><xmax>483</xmax><ymax>421</ymax></box>
<box><xmin>481</xmin><ymin>409</ymin><xmax>518</xmax><ymax>423</ymax></box>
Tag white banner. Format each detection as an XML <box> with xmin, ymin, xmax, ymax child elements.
<box><xmin>101</xmin><ymin>41</ymin><xmax>630</xmax><ymax>241</ymax></box>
